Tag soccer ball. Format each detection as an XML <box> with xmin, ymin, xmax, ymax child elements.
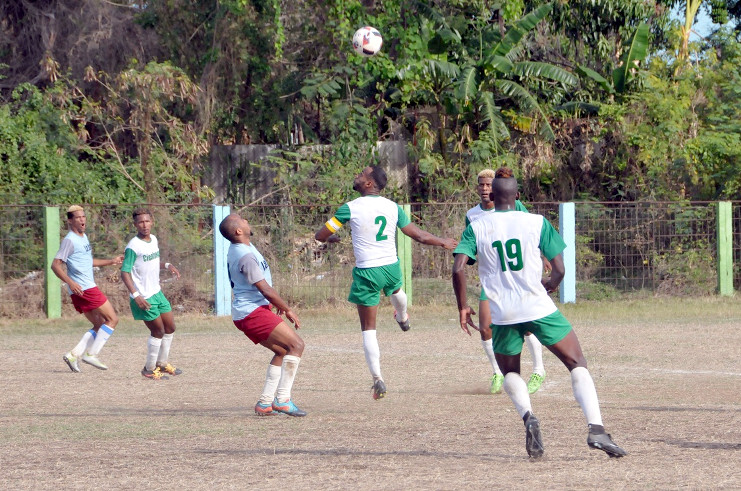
<box><xmin>352</xmin><ymin>26</ymin><xmax>383</xmax><ymax>56</ymax></box>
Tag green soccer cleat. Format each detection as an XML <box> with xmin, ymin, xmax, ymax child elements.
<box><xmin>81</xmin><ymin>353</ymin><xmax>108</xmax><ymax>370</ymax></box>
<box><xmin>489</xmin><ymin>374</ymin><xmax>504</xmax><ymax>394</ymax></box>
<box><xmin>527</xmin><ymin>372</ymin><xmax>545</xmax><ymax>394</ymax></box>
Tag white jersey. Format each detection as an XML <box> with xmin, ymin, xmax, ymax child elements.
<box><xmin>454</xmin><ymin>210</ymin><xmax>566</xmax><ymax>325</ymax></box>
<box><xmin>121</xmin><ymin>234</ymin><xmax>162</xmax><ymax>299</ymax></box>
<box><xmin>325</xmin><ymin>195</ymin><xmax>411</xmax><ymax>268</ymax></box>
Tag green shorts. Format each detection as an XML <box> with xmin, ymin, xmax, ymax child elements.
<box><xmin>348</xmin><ymin>261</ymin><xmax>403</xmax><ymax>307</ymax></box>
<box><xmin>492</xmin><ymin>310</ymin><xmax>572</xmax><ymax>355</ymax></box>
<box><xmin>129</xmin><ymin>290</ymin><xmax>172</xmax><ymax>321</ymax></box>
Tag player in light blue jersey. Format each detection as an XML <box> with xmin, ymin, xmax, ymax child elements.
<box><xmin>452</xmin><ymin>173</ymin><xmax>626</xmax><ymax>459</ymax></box>
<box><xmin>316</xmin><ymin>166</ymin><xmax>457</xmax><ymax>400</ymax></box>
<box><xmin>220</xmin><ymin>213</ymin><xmax>306</xmax><ymax>417</ymax></box>
<box><xmin>52</xmin><ymin>205</ymin><xmax>123</xmax><ymax>372</ymax></box>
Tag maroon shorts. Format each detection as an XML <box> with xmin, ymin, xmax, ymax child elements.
<box><xmin>233</xmin><ymin>305</ymin><xmax>283</xmax><ymax>344</ymax></box>
<box><xmin>71</xmin><ymin>286</ymin><xmax>108</xmax><ymax>313</ymax></box>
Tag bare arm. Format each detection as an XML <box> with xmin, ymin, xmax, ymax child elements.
<box><xmin>541</xmin><ymin>254</ymin><xmax>565</xmax><ymax>293</ymax></box>
<box><xmin>314</xmin><ymin>225</ymin><xmax>341</xmax><ymax>243</ymax></box>
<box><xmin>452</xmin><ymin>253</ymin><xmax>477</xmax><ymax>335</ymax></box>
<box><xmin>93</xmin><ymin>256</ymin><xmax>123</xmax><ymax>267</ymax></box>
<box><xmin>51</xmin><ymin>258</ymin><xmax>83</xmax><ymax>295</ymax></box>
<box><xmin>121</xmin><ymin>270</ymin><xmax>150</xmax><ymax>310</ymax></box>
<box><xmin>401</xmin><ymin>223</ymin><xmax>457</xmax><ymax>250</ymax></box>
<box><xmin>254</xmin><ymin>279</ymin><xmax>300</xmax><ymax>329</ymax></box>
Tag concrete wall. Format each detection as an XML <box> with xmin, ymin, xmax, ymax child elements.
<box><xmin>206</xmin><ymin>142</ymin><xmax>409</xmax><ymax>204</ymax></box>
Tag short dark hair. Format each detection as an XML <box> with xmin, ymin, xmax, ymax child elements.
<box><xmin>369</xmin><ymin>166</ymin><xmax>387</xmax><ymax>191</ymax></box>
<box><xmin>132</xmin><ymin>207</ymin><xmax>152</xmax><ymax>220</ymax></box>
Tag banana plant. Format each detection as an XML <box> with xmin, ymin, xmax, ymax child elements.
<box><xmin>576</xmin><ymin>23</ymin><xmax>650</xmax><ymax>96</ymax></box>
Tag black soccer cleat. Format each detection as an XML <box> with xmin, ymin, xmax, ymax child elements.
<box><xmin>524</xmin><ymin>412</ymin><xmax>545</xmax><ymax>459</ymax></box>
<box><xmin>587</xmin><ymin>426</ymin><xmax>627</xmax><ymax>458</ymax></box>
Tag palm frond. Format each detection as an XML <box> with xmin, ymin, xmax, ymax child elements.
<box><xmin>613</xmin><ymin>23</ymin><xmax>650</xmax><ymax>93</ymax></box>
<box><xmin>491</xmin><ymin>3</ymin><xmax>553</xmax><ymax>57</ymax></box>
<box><xmin>494</xmin><ymin>80</ymin><xmax>554</xmax><ymax>140</ymax></box>
<box><xmin>512</xmin><ymin>62</ymin><xmax>578</xmax><ymax>85</ymax></box>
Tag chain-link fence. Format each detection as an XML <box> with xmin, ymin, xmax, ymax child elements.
<box><xmin>0</xmin><ymin>201</ymin><xmax>737</xmax><ymax>318</ymax></box>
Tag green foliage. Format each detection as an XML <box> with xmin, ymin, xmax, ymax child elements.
<box><xmin>0</xmin><ymin>84</ymin><xmax>136</xmax><ymax>204</ymax></box>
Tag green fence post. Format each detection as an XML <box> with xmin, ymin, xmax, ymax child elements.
<box><xmin>397</xmin><ymin>204</ymin><xmax>413</xmax><ymax>305</ymax></box>
<box><xmin>44</xmin><ymin>207</ymin><xmax>61</xmax><ymax>318</ymax></box>
<box><xmin>717</xmin><ymin>201</ymin><xmax>733</xmax><ymax>296</ymax></box>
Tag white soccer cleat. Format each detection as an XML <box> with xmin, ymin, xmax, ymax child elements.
<box><xmin>63</xmin><ymin>352</ymin><xmax>81</xmax><ymax>373</ymax></box>
<box><xmin>81</xmin><ymin>353</ymin><xmax>108</xmax><ymax>370</ymax></box>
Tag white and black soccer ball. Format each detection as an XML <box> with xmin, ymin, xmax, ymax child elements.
<box><xmin>352</xmin><ymin>26</ymin><xmax>383</xmax><ymax>56</ymax></box>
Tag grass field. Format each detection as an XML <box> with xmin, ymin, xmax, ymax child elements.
<box><xmin>1</xmin><ymin>298</ymin><xmax>740</xmax><ymax>489</ymax></box>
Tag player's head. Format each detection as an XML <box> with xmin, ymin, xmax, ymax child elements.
<box><xmin>66</xmin><ymin>205</ymin><xmax>86</xmax><ymax>233</ymax></box>
<box><xmin>132</xmin><ymin>207</ymin><xmax>153</xmax><ymax>237</ymax></box>
<box><xmin>477</xmin><ymin>169</ymin><xmax>495</xmax><ymax>205</ymax></box>
<box><xmin>353</xmin><ymin>166</ymin><xmax>387</xmax><ymax>194</ymax></box>
<box><xmin>494</xmin><ymin>167</ymin><xmax>514</xmax><ymax>179</ymax></box>
<box><xmin>219</xmin><ymin>213</ymin><xmax>251</xmax><ymax>243</ymax></box>
<box><xmin>490</xmin><ymin>175</ymin><xmax>519</xmax><ymax>209</ymax></box>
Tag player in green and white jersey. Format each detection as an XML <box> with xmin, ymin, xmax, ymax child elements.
<box><xmin>316</xmin><ymin>166</ymin><xmax>457</xmax><ymax>400</ymax></box>
<box><xmin>452</xmin><ymin>173</ymin><xmax>626</xmax><ymax>459</ymax></box>
<box><xmin>121</xmin><ymin>208</ymin><xmax>182</xmax><ymax>380</ymax></box>
<box><xmin>464</xmin><ymin>168</ymin><xmax>546</xmax><ymax>395</ymax></box>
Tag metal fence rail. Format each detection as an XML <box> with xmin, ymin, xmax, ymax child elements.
<box><xmin>0</xmin><ymin>201</ymin><xmax>737</xmax><ymax>318</ymax></box>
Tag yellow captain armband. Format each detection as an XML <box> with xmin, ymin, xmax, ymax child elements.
<box><xmin>325</xmin><ymin>217</ymin><xmax>343</xmax><ymax>233</ymax></box>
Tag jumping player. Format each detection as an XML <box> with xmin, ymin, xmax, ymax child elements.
<box><xmin>220</xmin><ymin>212</ymin><xmax>306</xmax><ymax>417</ymax></box>
<box><xmin>121</xmin><ymin>208</ymin><xmax>183</xmax><ymax>380</ymax></box>
<box><xmin>452</xmin><ymin>172</ymin><xmax>626</xmax><ymax>459</ymax></box>
<box><xmin>315</xmin><ymin>165</ymin><xmax>457</xmax><ymax>400</ymax></box>
<box><xmin>464</xmin><ymin>168</ymin><xmax>547</xmax><ymax>394</ymax></box>
<box><xmin>52</xmin><ymin>205</ymin><xmax>123</xmax><ymax>372</ymax></box>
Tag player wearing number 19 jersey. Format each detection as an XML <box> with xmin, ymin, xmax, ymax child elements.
<box><xmin>452</xmin><ymin>173</ymin><xmax>626</xmax><ymax>459</ymax></box>
<box><xmin>315</xmin><ymin>166</ymin><xmax>458</xmax><ymax>400</ymax></box>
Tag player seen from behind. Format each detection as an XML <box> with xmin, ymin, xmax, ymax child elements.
<box><xmin>452</xmin><ymin>172</ymin><xmax>626</xmax><ymax>459</ymax></box>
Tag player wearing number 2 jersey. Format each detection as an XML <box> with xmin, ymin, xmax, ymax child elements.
<box><xmin>452</xmin><ymin>172</ymin><xmax>626</xmax><ymax>459</ymax></box>
<box><xmin>316</xmin><ymin>166</ymin><xmax>457</xmax><ymax>400</ymax></box>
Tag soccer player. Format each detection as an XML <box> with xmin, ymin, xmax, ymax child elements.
<box><xmin>120</xmin><ymin>208</ymin><xmax>183</xmax><ymax>380</ymax></box>
<box><xmin>452</xmin><ymin>172</ymin><xmax>626</xmax><ymax>459</ymax></box>
<box><xmin>53</xmin><ymin>205</ymin><xmax>123</xmax><ymax>372</ymax></box>
<box><xmin>219</xmin><ymin>212</ymin><xmax>306</xmax><ymax>417</ymax></box>
<box><xmin>464</xmin><ymin>169</ymin><xmax>546</xmax><ymax>395</ymax></box>
<box><xmin>315</xmin><ymin>165</ymin><xmax>458</xmax><ymax>400</ymax></box>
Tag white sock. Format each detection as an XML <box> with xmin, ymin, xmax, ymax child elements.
<box><xmin>389</xmin><ymin>290</ymin><xmax>408</xmax><ymax>322</ymax></box>
<box><xmin>72</xmin><ymin>329</ymin><xmax>95</xmax><ymax>357</ymax></box>
<box><xmin>571</xmin><ymin>366</ymin><xmax>603</xmax><ymax>426</ymax></box>
<box><xmin>362</xmin><ymin>330</ymin><xmax>382</xmax><ymax>380</ymax></box>
<box><xmin>525</xmin><ymin>334</ymin><xmax>545</xmax><ymax>375</ymax></box>
<box><xmin>275</xmin><ymin>355</ymin><xmax>301</xmax><ymax>403</ymax></box>
<box><xmin>87</xmin><ymin>324</ymin><xmax>113</xmax><ymax>356</ymax></box>
<box><xmin>157</xmin><ymin>333</ymin><xmax>174</xmax><ymax>365</ymax></box>
<box><xmin>146</xmin><ymin>336</ymin><xmax>162</xmax><ymax>371</ymax></box>
<box><xmin>503</xmin><ymin>372</ymin><xmax>532</xmax><ymax>419</ymax></box>
<box><xmin>259</xmin><ymin>364</ymin><xmax>282</xmax><ymax>404</ymax></box>
<box><xmin>481</xmin><ymin>338</ymin><xmax>502</xmax><ymax>375</ymax></box>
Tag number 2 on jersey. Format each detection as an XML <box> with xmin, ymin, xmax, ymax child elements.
<box><xmin>374</xmin><ymin>216</ymin><xmax>388</xmax><ymax>241</ymax></box>
<box><xmin>492</xmin><ymin>239</ymin><xmax>523</xmax><ymax>271</ymax></box>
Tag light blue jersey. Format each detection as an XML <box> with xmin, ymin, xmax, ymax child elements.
<box><xmin>227</xmin><ymin>242</ymin><xmax>272</xmax><ymax>321</ymax></box>
<box><xmin>54</xmin><ymin>231</ymin><xmax>96</xmax><ymax>293</ymax></box>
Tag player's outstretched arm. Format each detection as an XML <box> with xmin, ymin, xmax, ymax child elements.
<box><xmin>93</xmin><ymin>255</ymin><xmax>124</xmax><ymax>267</ymax></box>
<box><xmin>542</xmin><ymin>254</ymin><xmax>565</xmax><ymax>293</ymax></box>
<box><xmin>400</xmin><ymin>223</ymin><xmax>457</xmax><ymax>250</ymax></box>
<box><xmin>452</xmin><ymin>253</ymin><xmax>477</xmax><ymax>335</ymax></box>
<box><xmin>253</xmin><ymin>279</ymin><xmax>301</xmax><ymax>329</ymax></box>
